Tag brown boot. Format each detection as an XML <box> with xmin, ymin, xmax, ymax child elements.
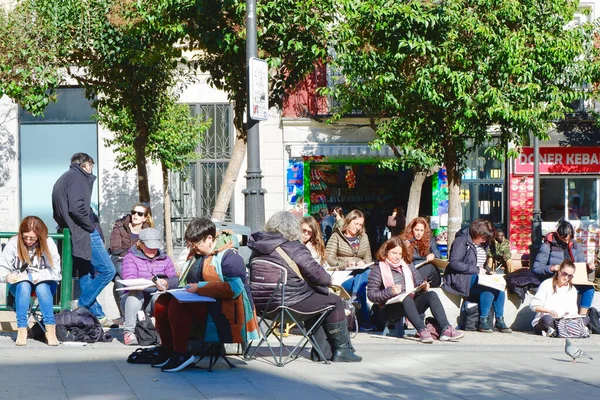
<box><xmin>15</xmin><ymin>328</ymin><xmax>27</xmax><ymax>346</ymax></box>
<box><xmin>45</xmin><ymin>324</ymin><xmax>59</xmax><ymax>346</ymax></box>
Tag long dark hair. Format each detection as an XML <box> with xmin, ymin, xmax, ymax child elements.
<box><xmin>301</xmin><ymin>216</ymin><xmax>326</xmax><ymax>261</ymax></box>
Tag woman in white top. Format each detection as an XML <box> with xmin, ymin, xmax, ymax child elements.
<box><xmin>530</xmin><ymin>259</ymin><xmax>579</xmax><ymax>336</ymax></box>
<box><xmin>300</xmin><ymin>216</ymin><xmax>328</xmax><ymax>267</ymax></box>
<box><xmin>0</xmin><ymin>216</ymin><xmax>61</xmax><ymax>346</ymax></box>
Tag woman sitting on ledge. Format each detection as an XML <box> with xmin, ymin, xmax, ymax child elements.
<box><xmin>367</xmin><ymin>237</ymin><xmax>464</xmax><ymax>343</ymax></box>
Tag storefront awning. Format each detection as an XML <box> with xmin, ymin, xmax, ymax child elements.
<box><xmin>286</xmin><ymin>143</ymin><xmax>394</xmax><ymax>158</ymax></box>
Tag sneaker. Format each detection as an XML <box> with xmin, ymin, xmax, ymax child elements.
<box><xmin>161</xmin><ymin>352</ymin><xmax>199</xmax><ymax>372</ymax></box>
<box><xmin>546</xmin><ymin>327</ymin><xmax>555</xmax><ymax>337</ymax></box>
<box><xmin>418</xmin><ymin>329</ymin><xmax>434</xmax><ymax>344</ymax></box>
<box><xmin>123</xmin><ymin>331</ymin><xmax>138</xmax><ymax>346</ymax></box>
<box><xmin>151</xmin><ymin>347</ymin><xmax>172</xmax><ymax>368</ymax></box>
<box><xmin>439</xmin><ymin>325</ymin><xmax>465</xmax><ymax>342</ymax></box>
<box><xmin>358</xmin><ymin>323</ymin><xmax>376</xmax><ymax>332</ymax></box>
<box><xmin>98</xmin><ymin>317</ymin><xmax>118</xmax><ymax>328</ymax></box>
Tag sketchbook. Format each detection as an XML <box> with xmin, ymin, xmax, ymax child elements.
<box><xmin>167</xmin><ymin>288</ymin><xmax>216</xmax><ymax>303</ymax></box>
<box><xmin>326</xmin><ymin>262</ymin><xmax>374</xmax><ymax>273</ymax></box>
<box><xmin>415</xmin><ymin>259</ymin><xmax>449</xmax><ymax>269</ymax></box>
<box><xmin>476</xmin><ymin>272</ymin><xmax>506</xmax><ymax>291</ymax></box>
<box><xmin>115</xmin><ymin>278</ymin><xmax>155</xmax><ymax>291</ymax></box>
<box><xmin>385</xmin><ymin>285</ymin><xmax>424</xmax><ymax>305</ymax></box>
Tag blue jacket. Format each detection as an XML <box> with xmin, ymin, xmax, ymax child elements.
<box><xmin>531</xmin><ymin>232</ymin><xmax>584</xmax><ymax>279</ymax></box>
<box><xmin>443</xmin><ymin>233</ymin><xmax>485</xmax><ymax>297</ymax></box>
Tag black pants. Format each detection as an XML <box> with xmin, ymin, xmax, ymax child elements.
<box><xmin>290</xmin><ymin>291</ymin><xmax>345</xmax><ymax>324</ymax></box>
<box><xmin>417</xmin><ymin>264</ymin><xmax>442</xmax><ymax>288</ymax></box>
<box><xmin>534</xmin><ymin>314</ymin><xmax>556</xmax><ymax>335</ymax></box>
<box><xmin>381</xmin><ymin>291</ymin><xmax>449</xmax><ymax>332</ymax></box>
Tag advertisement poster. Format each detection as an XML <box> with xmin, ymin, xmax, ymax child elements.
<box><xmin>508</xmin><ymin>175</ymin><xmax>533</xmax><ymax>254</ymax></box>
<box><xmin>432</xmin><ymin>167</ymin><xmax>449</xmax><ymax>247</ymax></box>
<box><xmin>287</xmin><ymin>161</ymin><xmax>304</xmax><ymax>206</ymax></box>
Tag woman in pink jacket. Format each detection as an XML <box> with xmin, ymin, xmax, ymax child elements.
<box><xmin>121</xmin><ymin>228</ymin><xmax>178</xmax><ymax>345</ymax></box>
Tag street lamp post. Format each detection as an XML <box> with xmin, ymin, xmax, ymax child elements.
<box><xmin>243</xmin><ymin>0</ymin><xmax>266</xmax><ymax>233</ymax></box>
<box><xmin>530</xmin><ymin>134</ymin><xmax>543</xmax><ymax>264</ymax></box>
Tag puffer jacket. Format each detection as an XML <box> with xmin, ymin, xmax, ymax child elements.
<box><xmin>410</xmin><ymin>236</ymin><xmax>442</xmax><ymax>264</ymax></box>
<box><xmin>109</xmin><ymin>214</ymin><xmax>151</xmax><ymax>256</ymax></box>
<box><xmin>367</xmin><ymin>261</ymin><xmax>423</xmax><ymax>305</ymax></box>
<box><xmin>121</xmin><ymin>246</ymin><xmax>178</xmax><ymax>289</ymax></box>
<box><xmin>248</xmin><ymin>231</ymin><xmax>332</xmax><ymax>309</ymax></box>
<box><xmin>531</xmin><ymin>232</ymin><xmax>584</xmax><ymax>279</ymax></box>
<box><xmin>443</xmin><ymin>233</ymin><xmax>486</xmax><ymax>297</ymax></box>
<box><xmin>325</xmin><ymin>227</ymin><xmax>372</xmax><ymax>268</ymax></box>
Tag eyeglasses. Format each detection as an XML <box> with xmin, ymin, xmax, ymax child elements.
<box><xmin>22</xmin><ymin>235</ymin><xmax>37</xmax><ymax>243</ymax></box>
<box><xmin>131</xmin><ymin>210</ymin><xmax>146</xmax><ymax>217</ymax></box>
<box><xmin>302</xmin><ymin>229</ymin><xmax>313</xmax><ymax>236</ymax></box>
<box><xmin>560</xmin><ymin>271</ymin><xmax>574</xmax><ymax>280</ymax></box>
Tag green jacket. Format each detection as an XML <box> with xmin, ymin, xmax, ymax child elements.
<box><xmin>488</xmin><ymin>239</ymin><xmax>511</xmax><ymax>262</ymax></box>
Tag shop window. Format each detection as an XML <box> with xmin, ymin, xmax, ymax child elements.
<box><xmin>169</xmin><ymin>103</ymin><xmax>233</xmax><ymax>246</ymax></box>
<box><xmin>540</xmin><ymin>177</ymin><xmax>598</xmax><ymax>222</ymax></box>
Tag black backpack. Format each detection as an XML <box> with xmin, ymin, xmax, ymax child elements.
<box><xmin>460</xmin><ymin>301</ymin><xmax>479</xmax><ymax>331</ymax></box>
<box><xmin>134</xmin><ymin>311</ymin><xmax>160</xmax><ymax>346</ymax></box>
<box><xmin>587</xmin><ymin>307</ymin><xmax>600</xmax><ymax>334</ymax></box>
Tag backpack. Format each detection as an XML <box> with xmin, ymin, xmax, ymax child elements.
<box><xmin>587</xmin><ymin>307</ymin><xmax>600</xmax><ymax>334</ymax></box>
<box><xmin>460</xmin><ymin>301</ymin><xmax>479</xmax><ymax>331</ymax></box>
<box><xmin>134</xmin><ymin>311</ymin><xmax>160</xmax><ymax>346</ymax></box>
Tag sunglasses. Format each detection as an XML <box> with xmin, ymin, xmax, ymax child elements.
<box><xmin>302</xmin><ymin>229</ymin><xmax>313</xmax><ymax>236</ymax></box>
<box><xmin>560</xmin><ymin>271</ymin><xmax>574</xmax><ymax>280</ymax></box>
<box><xmin>131</xmin><ymin>210</ymin><xmax>146</xmax><ymax>217</ymax></box>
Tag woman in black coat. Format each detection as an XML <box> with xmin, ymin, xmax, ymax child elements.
<box><xmin>443</xmin><ymin>220</ymin><xmax>511</xmax><ymax>333</ymax></box>
<box><xmin>248</xmin><ymin>211</ymin><xmax>361</xmax><ymax>363</ymax></box>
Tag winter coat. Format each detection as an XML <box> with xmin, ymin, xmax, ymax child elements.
<box><xmin>410</xmin><ymin>236</ymin><xmax>442</xmax><ymax>264</ymax></box>
<box><xmin>55</xmin><ymin>307</ymin><xmax>112</xmax><ymax>343</ymax></box>
<box><xmin>179</xmin><ymin>246</ymin><xmax>259</xmax><ymax>344</ymax></box>
<box><xmin>443</xmin><ymin>233</ymin><xmax>487</xmax><ymax>297</ymax></box>
<box><xmin>504</xmin><ymin>268</ymin><xmax>541</xmax><ymax>301</ymax></box>
<box><xmin>248</xmin><ymin>231</ymin><xmax>332</xmax><ymax>310</ymax></box>
<box><xmin>325</xmin><ymin>227</ymin><xmax>373</xmax><ymax>268</ymax></box>
<box><xmin>109</xmin><ymin>214</ymin><xmax>150</xmax><ymax>256</ymax></box>
<box><xmin>121</xmin><ymin>246</ymin><xmax>178</xmax><ymax>289</ymax></box>
<box><xmin>531</xmin><ymin>232</ymin><xmax>584</xmax><ymax>280</ymax></box>
<box><xmin>51</xmin><ymin>164</ymin><xmax>97</xmax><ymax>260</ymax></box>
<box><xmin>0</xmin><ymin>236</ymin><xmax>62</xmax><ymax>283</ymax></box>
<box><xmin>367</xmin><ymin>261</ymin><xmax>423</xmax><ymax>305</ymax></box>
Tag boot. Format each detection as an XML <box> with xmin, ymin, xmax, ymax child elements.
<box><xmin>15</xmin><ymin>328</ymin><xmax>27</xmax><ymax>346</ymax></box>
<box><xmin>45</xmin><ymin>324</ymin><xmax>59</xmax><ymax>346</ymax></box>
<box><xmin>478</xmin><ymin>317</ymin><xmax>493</xmax><ymax>333</ymax></box>
<box><xmin>325</xmin><ymin>321</ymin><xmax>362</xmax><ymax>362</ymax></box>
<box><xmin>304</xmin><ymin>319</ymin><xmax>332</xmax><ymax>362</ymax></box>
<box><xmin>494</xmin><ymin>317</ymin><xmax>513</xmax><ymax>333</ymax></box>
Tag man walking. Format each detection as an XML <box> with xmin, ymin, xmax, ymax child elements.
<box><xmin>52</xmin><ymin>153</ymin><xmax>115</xmax><ymax>324</ymax></box>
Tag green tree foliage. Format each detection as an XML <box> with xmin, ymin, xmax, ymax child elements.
<box><xmin>0</xmin><ymin>2</ymin><xmax>64</xmax><ymax>115</ymax></box>
<box><xmin>326</xmin><ymin>0</ymin><xmax>600</xmax><ymax>242</ymax></box>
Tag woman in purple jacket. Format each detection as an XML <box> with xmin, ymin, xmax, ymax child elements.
<box><xmin>121</xmin><ymin>228</ymin><xmax>178</xmax><ymax>345</ymax></box>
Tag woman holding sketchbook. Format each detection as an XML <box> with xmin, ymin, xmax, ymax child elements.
<box><xmin>367</xmin><ymin>237</ymin><xmax>464</xmax><ymax>343</ymax></box>
<box><xmin>400</xmin><ymin>217</ymin><xmax>442</xmax><ymax>288</ymax></box>
<box><xmin>443</xmin><ymin>219</ymin><xmax>512</xmax><ymax>334</ymax></box>
<box><xmin>0</xmin><ymin>216</ymin><xmax>61</xmax><ymax>346</ymax></box>
<box><xmin>529</xmin><ymin>260</ymin><xmax>582</xmax><ymax>336</ymax></box>
<box><xmin>120</xmin><ymin>228</ymin><xmax>178</xmax><ymax>346</ymax></box>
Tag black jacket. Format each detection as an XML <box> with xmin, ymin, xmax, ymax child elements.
<box><xmin>248</xmin><ymin>231</ymin><xmax>332</xmax><ymax>309</ymax></box>
<box><xmin>411</xmin><ymin>236</ymin><xmax>442</xmax><ymax>264</ymax></box>
<box><xmin>367</xmin><ymin>261</ymin><xmax>423</xmax><ymax>305</ymax></box>
<box><xmin>52</xmin><ymin>164</ymin><xmax>96</xmax><ymax>260</ymax></box>
<box><xmin>443</xmin><ymin>233</ymin><xmax>487</xmax><ymax>297</ymax></box>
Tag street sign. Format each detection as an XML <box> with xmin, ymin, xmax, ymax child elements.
<box><xmin>249</xmin><ymin>57</ymin><xmax>269</xmax><ymax>121</ymax></box>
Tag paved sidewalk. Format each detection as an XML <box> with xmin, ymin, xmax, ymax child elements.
<box><xmin>0</xmin><ymin>330</ymin><xmax>599</xmax><ymax>400</ymax></box>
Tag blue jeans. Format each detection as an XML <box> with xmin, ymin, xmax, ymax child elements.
<box><xmin>577</xmin><ymin>285</ymin><xmax>595</xmax><ymax>309</ymax></box>
<box><xmin>10</xmin><ymin>280</ymin><xmax>57</xmax><ymax>328</ymax></box>
<box><xmin>342</xmin><ymin>269</ymin><xmax>371</xmax><ymax>325</ymax></box>
<box><xmin>78</xmin><ymin>230</ymin><xmax>116</xmax><ymax>318</ymax></box>
<box><xmin>468</xmin><ymin>275</ymin><xmax>506</xmax><ymax>318</ymax></box>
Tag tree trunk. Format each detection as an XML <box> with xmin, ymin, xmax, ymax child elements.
<box><xmin>445</xmin><ymin>143</ymin><xmax>462</xmax><ymax>249</ymax></box>
<box><xmin>406</xmin><ymin>170</ymin><xmax>428</xmax><ymax>223</ymax></box>
<box><xmin>212</xmin><ymin>132</ymin><xmax>247</xmax><ymax>221</ymax></box>
<box><xmin>162</xmin><ymin>162</ymin><xmax>174</xmax><ymax>258</ymax></box>
<box><xmin>134</xmin><ymin>122</ymin><xmax>151</xmax><ymax>203</ymax></box>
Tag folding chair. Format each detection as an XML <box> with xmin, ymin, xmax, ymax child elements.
<box><xmin>244</xmin><ymin>260</ymin><xmax>334</xmax><ymax>367</ymax></box>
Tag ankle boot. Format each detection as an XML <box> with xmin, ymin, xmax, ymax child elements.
<box><xmin>494</xmin><ymin>317</ymin><xmax>513</xmax><ymax>333</ymax></box>
<box><xmin>304</xmin><ymin>319</ymin><xmax>332</xmax><ymax>362</ymax></box>
<box><xmin>325</xmin><ymin>321</ymin><xmax>362</xmax><ymax>362</ymax></box>
<box><xmin>15</xmin><ymin>328</ymin><xmax>27</xmax><ymax>346</ymax></box>
<box><xmin>45</xmin><ymin>324</ymin><xmax>59</xmax><ymax>346</ymax></box>
<box><xmin>478</xmin><ymin>317</ymin><xmax>493</xmax><ymax>333</ymax></box>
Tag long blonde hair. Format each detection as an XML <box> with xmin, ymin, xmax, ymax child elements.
<box><xmin>17</xmin><ymin>216</ymin><xmax>54</xmax><ymax>266</ymax></box>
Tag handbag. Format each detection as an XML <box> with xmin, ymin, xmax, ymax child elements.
<box><xmin>556</xmin><ymin>317</ymin><xmax>589</xmax><ymax>338</ymax></box>
<box><xmin>134</xmin><ymin>311</ymin><xmax>160</xmax><ymax>346</ymax></box>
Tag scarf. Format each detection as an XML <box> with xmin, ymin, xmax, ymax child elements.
<box><xmin>379</xmin><ymin>259</ymin><xmax>414</xmax><ymax>294</ymax></box>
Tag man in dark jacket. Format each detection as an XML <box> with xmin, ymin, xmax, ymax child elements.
<box><xmin>52</xmin><ymin>153</ymin><xmax>115</xmax><ymax>322</ymax></box>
